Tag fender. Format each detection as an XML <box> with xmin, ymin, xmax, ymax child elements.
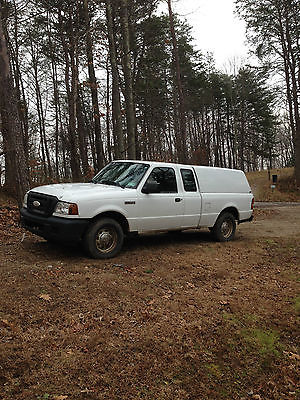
<box><xmin>200</xmin><ymin>199</ymin><xmax>239</xmax><ymax>228</ymax></box>
<box><xmin>219</xmin><ymin>202</ymin><xmax>240</xmax><ymax>219</ymax></box>
<box><xmin>91</xmin><ymin>204</ymin><xmax>129</xmax><ymax>220</ymax></box>
<box><xmin>89</xmin><ymin>204</ymin><xmax>139</xmax><ymax>231</ymax></box>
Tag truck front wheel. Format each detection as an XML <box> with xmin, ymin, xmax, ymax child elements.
<box><xmin>211</xmin><ymin>212</ymin><xmax>236</xmax><ymax>242</ymax></box>
<box><xmin>84</xmin><ymin>218</ymin><xmax>124</xmax><ymax>259</ymax></box>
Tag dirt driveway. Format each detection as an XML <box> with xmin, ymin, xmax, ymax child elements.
<box><xmin>0</xmin><ymin>206</ymin><xmax>299</xmax><ymax>400</ymax></box>
<box><xmin>238</xmin><ymin>204</ymin><xmax>300</xmax><ymax>239</ymax></box>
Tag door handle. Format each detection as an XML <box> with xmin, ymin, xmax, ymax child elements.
<box><xmin>175</xmin><ymin>198</ymin><xmax>183</xmax><ymax>202</ymax></box>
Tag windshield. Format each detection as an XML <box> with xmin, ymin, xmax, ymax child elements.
<box><xmin>92</xmin><ymin>162</ymin><xmax>150</xmax><ymax>189</ymax></box>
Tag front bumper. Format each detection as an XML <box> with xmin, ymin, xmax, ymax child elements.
<box><xmin>20</xmin><ymin>207</ymin><xmax>89</xmax><ymax>242</ymax></box>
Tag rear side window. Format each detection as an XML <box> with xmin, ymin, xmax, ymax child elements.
<box><xmin>146</xmin><ymin>167</ymin><xmax>178</xmax><ymax>193</ymax></box>
<box><xmin>181</xmin><ymin>169</ymin><xmax>197</xmax><ymax>192</ymax></box>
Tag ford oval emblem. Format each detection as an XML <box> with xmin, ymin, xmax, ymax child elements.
<box><xmin>33</xmin><ymin>201</ymin><xmax>41</xmax><ymax>208</ymax></box>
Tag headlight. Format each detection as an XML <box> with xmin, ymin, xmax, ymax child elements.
<box><xmin>55</xmin><ymin>201</ymin><xmax>78</xmax><ymax>216</ymax></box>
<box><xmin>23</xmin><ymin>192</ymin><xmax>29</xmax><ymax>208</ymax></box>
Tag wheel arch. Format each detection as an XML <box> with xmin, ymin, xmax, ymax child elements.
<box><xmin>89</xmin><ymin>211</ymin><xmax>130</xmax><ymax>234</ymax></box>
<box><xmin>219</xmin><ymin>206</ymin><xmax>239</xmax><ymax>221</ymax></box>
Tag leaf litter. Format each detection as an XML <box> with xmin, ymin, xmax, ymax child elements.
<box><xmin>0</xmin><ymin>205</ymin><xmax>299</xmax><ymax>399</ymax></box>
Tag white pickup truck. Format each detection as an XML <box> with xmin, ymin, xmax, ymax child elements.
<box><xmin>21</xmin><ymin>160</ymin><xmax>254</xmax><ymax>258</ymax></box>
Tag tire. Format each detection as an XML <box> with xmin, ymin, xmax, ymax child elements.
<box><xmin>83</xmin><ymin>218</ymin><xmax>124</xmax><ymax>259</ymax></box>
<box><xmin>168</xmin><ymin>230</ymin><xmax>182</xmax><ymax>234</ymax></box>
<box><xmin>211</xmin><ymin>212</ymin><xmax>236</xmax><ymax>242</ymax></box>
<box><xmin>46</xmin><ymin>238</ymin><xmax>58</xmax><ymax>244</ymax></box>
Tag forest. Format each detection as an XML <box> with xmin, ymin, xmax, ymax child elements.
<box><xmin>0</xmin><ymin>0</ymin><xmax>299</xmax><ymax>204</ymax></box>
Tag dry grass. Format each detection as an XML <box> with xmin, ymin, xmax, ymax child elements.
<box><xmin>246</xmin><ymin>168</ymin><xmax>300</xmax><ymax>202</ymax></box>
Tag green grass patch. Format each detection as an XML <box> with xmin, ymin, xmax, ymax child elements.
<box><xmin>205</xmin><ymin>363</ymin><xmax>223</xmax><ymax>378</ymax></box>
<box><xmin>37</xmin><ymin>394</ymin><xmax>50</xmax><ymax>400</ymax></box>
<box><xmin>222</xmin><ymin>312</ymin><xmax>283</xmax><ymax>371</ymax></box>
<box><xmin>264</xmin><ymin>239</ymin><xmax>276</xmax><ymax>246</ymax></box>
<box><xmin>241</xmin><ymin>328</ymin><xmax>282</xmax><ymax>358</ymax></box>
<box><xmin>144</xmin><ymin>269</ymin><xmax>154</xmax><ymax>274</ymax></box>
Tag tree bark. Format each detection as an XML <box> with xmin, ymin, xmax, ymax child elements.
<box><xmin>0</xmin><ymin>9</ymin><xmax>30</xmax><ymax>205</ymax></box>
<box><xmin>106</xmin><ymin>59</ymin><xmax>112</xmax><ymax>162</ymax></box>
<box><xmin>84</xmin><ymin>0</ymin><xmax>105</xmax><ymax>170</ymax></box>
<box><xmin>278</xmin><ymin>5</ymin><xmax>300</xmax><ymax>185</ymax></box>
<box><xmin>167</xmin><ymin>0</ymin><xmax>188</xmax><ymax>164</ymax></box>
<box><xmin>59</xmin><ymin>11</ymin><xmax>81</xmax><ymax>181</ymax></box>
<box><xmin>29</xmin><ymin>35</ymin><xmax>53</xmax><ymax>179</ymax></box>
<box><xmin>11</xmin><ymin>0</ymin><xmax>29</xmax><ymax>159</ymax></box>
<box><xmin>105</xmin><ymin>0</ymin><xmax>125</xmax><ymax>159</ymax></box>
<box><xmin>77</xmin><ymin>85</ymin><xmax>90</xmax><ymax>176</ymax></box>
<box><xmin>120</xmin><ymin>0</ymin><xmax>136</xmax><ymax>159</ymax></box>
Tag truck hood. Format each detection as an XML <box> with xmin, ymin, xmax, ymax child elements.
<box><xmin>30</xmin><ymin>183</ymin><xmax>131</xmax><ymax>202</ymax></box>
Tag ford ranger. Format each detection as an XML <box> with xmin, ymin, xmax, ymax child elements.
<box><xmin>20</xmin><ymin>160</ymin><xmax>254</xmax><ymax>258</ymax></box>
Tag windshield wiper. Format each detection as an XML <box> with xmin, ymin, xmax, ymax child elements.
<box><xmin>97</xmin><ymin>179</ymin><xmax>124</xmax><ymax>188</ymax></box>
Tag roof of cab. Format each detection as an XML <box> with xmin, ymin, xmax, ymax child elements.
<box><xmin>114</xmin><ymin>160</ymin><xmax>242</xmax><ymax>173</ymax></box>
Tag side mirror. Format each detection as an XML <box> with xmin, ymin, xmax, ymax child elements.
<box><xmin>142</xmin><ymin>181</ymin><xmax>160</xmax><ymax>194</ymax></box>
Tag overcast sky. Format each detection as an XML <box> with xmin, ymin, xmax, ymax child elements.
<box><xmin>157</xmin><ymin>0</ymin><xmax>251</xmax><ymax>70</ymax></box>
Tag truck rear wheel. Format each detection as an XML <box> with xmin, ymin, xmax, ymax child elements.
<box><xmin>211</xmin><ymin>212</ymin><xmax>236</xmax><ymax>242</ymax></box>
<box><xmin>84</xmin><ymin>218</ymin><xmax>124</xmax><ymax>259</ymax></box>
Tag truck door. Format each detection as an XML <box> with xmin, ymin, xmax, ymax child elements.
<box><xmin>137</xmin><ymin>166</ymin><xmax>184</xmax><ymax>231</ymax></box>
<box><xmin>180</xmin><ymin>168</ymin><xmax>202</xmax><ymax>228</ymax></box>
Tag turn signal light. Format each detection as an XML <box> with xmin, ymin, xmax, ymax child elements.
<box><xmin>69</xmin><ymin>203</ymin><xmax>79</xmax><ymax>215</ymax></box>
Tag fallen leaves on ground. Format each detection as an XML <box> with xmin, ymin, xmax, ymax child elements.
<box><xmin>39</xmin><ymin>294</ymin><xmax>52</xmax><ymax>301</ymax></box>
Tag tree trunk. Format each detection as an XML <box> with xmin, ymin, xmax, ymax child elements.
<box><xmin>47</xmin><ymin>11</ymin><xmax>61</xmax><ymax>179</ymax></box>
<box><xmin>84</xmin><ymin>0</ymin><xmax>105</xmax><ymax>169</ymax></box>
<box><xmin>105</xmin><ymin>0</ymin><xmax>125</xmax><ymax>159</ymax></box>
<box><xmin>11</xmin><ymin>0</ymin><xmax>29</xmax><ymax>159</ymax></box>
<box><xmin>167</xmin><ymin>0</ymin><xmax>188</xmax><ymax>164</ymax></box>
<box><xmin>29</xmin><ymin>35</ymin><xmax>53</xmax><ymax>179</ymax></box>
<box><xmin>106</xmin><ymin>60</ymin><xmax>112</xmax><ymax>162</ymax></box>
<box><xmin>50</xmin><ymin>48</ymin><xmax>60</xmax><ymax>178</ymax></box>
<box><xmin>275</xmin><ymin>5</ymin><xmax>300</xmax><ymax>185</ymax></box>
<box><xmin>59</xmin><ymin>12</ymin><xmax>81</xmax><ymax>180</ymax></box>
<box><xmin>120</xmin><ymin>0</ymin><xmax>136</xmax><ymax>159</ymax></box>
<box><xmin>0</xmin><ymin>9</ymin><xmax>29</xmax><ymax>205</ymax></box>
<box><xmin>77</xmin><ymin>85</ymin><xmax>90</xmax><ymax>176</ymax></box>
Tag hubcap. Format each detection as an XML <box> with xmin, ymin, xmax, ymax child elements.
<box><xmin>96</xmin><ymin>227</ymin><xmax>117</xmax><ymax>253</ymax></box>
<box><xmin>221</xmin><ymin>219</ymin><xmax>233</xmax><ymax>239</ymax></box>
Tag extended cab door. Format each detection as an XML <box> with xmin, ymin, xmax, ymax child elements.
<box><xmin>180</xmin><ymin>168</ymin><xmax>202</xmax><ymax>228</ymax></box>
<box><xmin>137</xmin><ymin>166</ymin><xmax>184</xmax><ymax>232</ymax></box>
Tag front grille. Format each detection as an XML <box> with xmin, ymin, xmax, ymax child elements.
<box><xmin>27</xmin><ymin>192</ymin><xmax>58</xmax><ymax>217</ymax></box>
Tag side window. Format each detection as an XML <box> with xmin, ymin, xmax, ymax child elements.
<box><xmin>181</xmin><ymin>169</ymin><xmax>197</xmax><ymax>192</ymax></box>
<box><xmin>145</xmin><ymin>167</ymin><xmax>178</xmax><ymax>193</ymax></box>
